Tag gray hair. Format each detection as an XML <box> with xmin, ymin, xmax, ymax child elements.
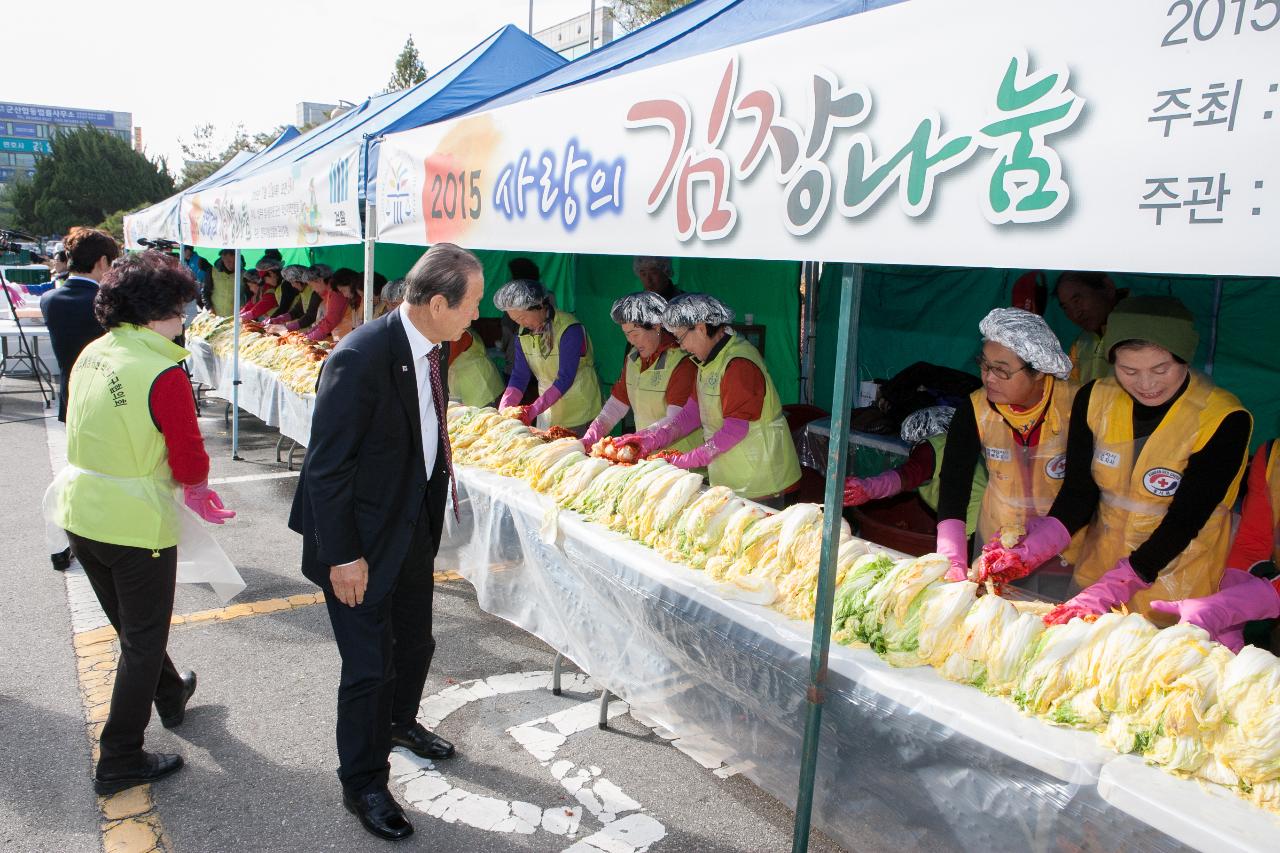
<box><xmin>493</xmin><ymin>279</ymin><xmax>549</xmax><ymax>312</ymax></box>
<box><xmin>633</xmin><ymin>255</ymin><xmax>673</xmax><ymax>277</ymax></box>
<box><xmin>381</xmin><ymin>278</ymin><xmax>406</xmax><ymax>304</ymax></box>
<box><xmin>404</xmin><ymin>243</ymin><xmax>482</xmax><ymax>308</ymax></box>
<box><xmin>661</xmin><ymin>293</ymin><xmax>734</xmax><ymax>331</ymax></box>
<box><xmin>610</xmin><ymin>291</ymin><xmax>668</xmax><ymax>327</ymax></box>
<box><xmin>282</xmin><ymin>264</ymin><xmax>315</xmax><ymax>283</ymax></box>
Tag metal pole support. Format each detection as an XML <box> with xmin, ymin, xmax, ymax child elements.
<box><xmin>363</xmin><ymin>198</ymin><xmax>377</xmax><ymax>323</ymax></box>
<box><xmin>231</xmin><ymin>250</ymin><xmax>244</xmax><ymax>461</ymax></box>
<box><xmin>791</xmin><ymin>263</ymin><xmax>862</xmax><ymax>853</ymax></box>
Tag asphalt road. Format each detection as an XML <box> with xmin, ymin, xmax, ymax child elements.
<box><xmin>0</xmin><ymin>375</ymin><xmax>847</xmax><ymax>853</ymax></box>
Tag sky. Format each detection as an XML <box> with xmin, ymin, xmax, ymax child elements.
<box><xmin>8</xmin><ymin>0</ymin><xmax>596</xmax><ymax>174</ymax></box>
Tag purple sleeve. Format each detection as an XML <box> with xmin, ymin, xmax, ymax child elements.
<box><xmin>506</xmin><ymin>338</ymin><xmax>531</xmax><ymax>398</ymax></box>
<box><xmin>551</xmin><ymin>324</ymin><xmax>585</xmax><ymax>395</ymax></box>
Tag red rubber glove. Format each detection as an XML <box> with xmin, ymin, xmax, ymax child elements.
<box><xmin>973</xmin><ymin>516</ymin><xmax>1072</xmax><ymax>584</ymax></box>
<box><xmin>183</xmin><ymin>482</ymin><xmax>236</xmax><ymax>524</ymax></box>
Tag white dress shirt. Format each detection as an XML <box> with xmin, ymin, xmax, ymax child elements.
<box><xmin>399</xmin><ymin>303</ymin><xmax>441</xmax><ymax>475</ymax></box>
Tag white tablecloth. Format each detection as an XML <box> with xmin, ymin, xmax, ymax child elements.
<box><xmin>438</xmin><ymin>466</ymin><xmax>1263</xmax><ymax>852</ymax></box>
<box><xmin>186</xmin><ymin>337</ymin><xmax>314</xmax><ymax>446</ymax></box>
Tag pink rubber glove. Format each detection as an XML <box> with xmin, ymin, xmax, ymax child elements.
<box><xmin>498</xmin><ymin>386</ymin><xmax>523</xmax><ymax>411</ymax></box>
<box><xmin>936</xmin><ymin>518</ymin><xmax>970</xmax><ymax>581</ymax></box>
<box><xmin>183</xmin><ymin>482</ymin><xmax>236</xmax><ymax>524</ymax></box>
<box><xmin>666</xmin><ymin>417</ymin><xmax>749</xmax><ymax>468</ymax></box>
<box><xmin>523</xmin><ymin>386</ymin><xmax>564</xmax><ymax>424</ymax></box>
<box><xmin>843</xmin><ymin>470</ymin><xmax>903</xmax><ymax>507</ymax></box>
<box><xmin>582</xmin><ymin>396</ymin><xmax>630</xmax><ymax>452</ymax></box>
<box><xmin>617</xmin><ymin>397</ymin><xmax>702</xmax><ymax>457</ymax></box>
<box><xmin>973</xmin><ymin>515</ymin><xmax>1072</xmax><ymax>583</ymax></box>
<box><xmin>1149</xmin><ymin>569</ymin><xmax>1280</xmax><ymax>652</ymax></box>
<box><xmin>1044</xmin><ymin>558</ymin><xmax>1150</xmax><ymax>625</ymax></box>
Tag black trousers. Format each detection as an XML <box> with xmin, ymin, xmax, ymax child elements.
<box><xmin>68</xmin><ymin>532</ymin><xmax>187</xmax><ymax>773</ymax></box>
<box><xmin>323</xmin><ymin>510</ymin><xmax>436</xmax><ymax>796</ymax></box>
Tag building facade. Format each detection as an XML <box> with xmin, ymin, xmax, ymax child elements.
<box><xmin>0</xmin><ymin>100</ymin><xmax>132</xmax><ymax>188</ymax></box>
<box><xmin>534</xmin><ymin>7</ymin><xmax>617</xmax><ymax>59</ymax></box>
<box><xmin>296</xmin><ymin>101</ymin><xmax>338</xmax><ymax>128</ymax></box>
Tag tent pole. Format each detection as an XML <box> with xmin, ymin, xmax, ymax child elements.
<box><xmin>363</xmin><ymin>197</ymin><xmax>377</xmax><ymax>323</ymax></box>
<box><xmin>791</xmin><ymin>262</ymin><xmax>861</xmax><ymax>853</ymax></box>
<box><xmin>1205</xmin><ymin>277</ymin><xmax>1223</xmax><ymax>377</ymax></box>
<box><xmin>231</xmin><ymin>250</ymin><xmax>243</xmax><ymax>461</ymax></box>
<box><xmin>800</xmin><ymin>261</ymin><xmax>819</xmax><ymax>405</ymax></box>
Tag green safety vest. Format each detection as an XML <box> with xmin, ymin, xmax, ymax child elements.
<box><xmin>1069</xmin><ymin>330</ymin><xmax>1112</xmax><ymax>386</ymax></box>
<box><xmin>519</xmin><ymin>310</ymin><xmax>601</xmax><ymax>428</ymax></box>
<box><xmin>449</xmin><ymin>329</ymin><xmax>505</xmax><ymax>408</ymax></box>
<box><xmin>55</xmin><ymin>325</ymin><xmax>189</xmax><ymax>550</ymax></box>
<box><xmin>210</xmin><ymin>267</ymin><xmax>236</xmax><ymax>317</ymax></box>
<box><xmin>696</xmin><ymin>334</ymin><xmax>801</xmax><ymax>500</ymax></box>
<box><xmin>916</xmin><ymin>433</ymin><xmax>987</xmax><ymax>536</ymax></box>
<box><xmin>624</xmin><ymin>346</ymin><xmax>702</xmax><ymax>454</ymax></box>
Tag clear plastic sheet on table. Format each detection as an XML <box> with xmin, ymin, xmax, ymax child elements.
<box><xmin>795</xmin><ymin>419</ymin><xmax>911</xmax><ymax>479</ymax></box>
<box><xmin>186</xmin><ymin>338</ymin><xmax>314</xmax><ymax>447</ymax></box>
<box><xmin>186</xmin><ymin>336</ymin><xmax>222</xmax><ymax>390</ymax></box>
<box><xmin>438</xmin><ymin>466</ymin><xmax>1188</xmax><ymax>852</ymax></box>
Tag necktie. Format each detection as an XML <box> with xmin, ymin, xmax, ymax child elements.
<box><xmin>427</xmin><ymin>347</ymin><xmax>459</xmax><ymax>520</ymax></box>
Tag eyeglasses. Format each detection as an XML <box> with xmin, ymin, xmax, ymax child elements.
<box><xmin>974</xmin><ymin>355</ymin><xmax>1031</xmax><ymax>381</ymax></box>
<box><xmin>672</xmin><ymin>329</ymin><xmax>691</xmax><ymax>346</ymax></box>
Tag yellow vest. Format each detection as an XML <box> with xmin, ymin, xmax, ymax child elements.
<box><xmin>1267</xmin><ymin>441</ymin><xmax>1280</xmax><ymax>564</ymax></box>
<box><xmin>449</xmin><ymin>329</ymin><xmax>505</xmax><ymax>408</ymax></box>
<box><xmin>519</xmin><ymin>310</ymin><xmax>601</xmax><ymax>428</ymax></box>
<box><xmin>624</xmin><ymin>346</ymin><xmax>701</xmax><ymax>453</ymax></box>
<box><xmin>1076</xmin><ymin>374</ymin><xmax>1249</xmax><ymax>617</ymax></box>
<box><xmin>56</xmin><ymin>325</ymin><xmax>188</xmax><ymax>549</ymax></box>
<box><xmin>1069</xmin><ymin>331</ymin><xmax>1111</xmax><ymax>386</ymax></box>
<box><xmin>696</xmin><ymin>334</ymin><xmax>801</xmax><ymax>500</ymax></box>
<box><xmin>971</xmin><ymin>377</ymin><xmax>1083</xmax><ymax>562</ymax></box>
<box><xmin>917</xmin><ymin>433</ymin><xmax>987</xmax><ymax>536</ymax></box>
<box><xmin>211</xmin><ymin>267</ymin><xmax>236</xmax><ymax>317</ymax></box>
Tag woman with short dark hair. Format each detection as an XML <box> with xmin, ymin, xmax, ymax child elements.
<box><xmin>46</xmin><ymin>252</ymin><xmax>235</xmax><ymax>796</ymax></box>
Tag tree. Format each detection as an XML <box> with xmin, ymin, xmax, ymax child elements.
<box><xmin>387</xmin><ymin>36</ymin><xmax>428</xmax><ymax>92</ymax></box>
<box><xmin>610</xmin><ymin>0</ymin><xmax>692</xmax><ymax>30</ymax></box>
<box><xmin>176</xmin><ymin>122</ymin><xmax>288</xmax><ymax>189</ymax></box>
<box><xmin>96</xmin><ymin>207</ymin><xmax>140</xmax><ymax>242</ymax></box>
<box><xmin>8</xmin><ymin>127</ymin><xmax>174</xmax><ymax>236</ymax></box>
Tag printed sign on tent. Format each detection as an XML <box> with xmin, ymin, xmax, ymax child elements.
<box><xmin>375</xmin><ymin>0</ymin><xmax>1277</xmax><ymax>276</ymax></box>
<box><xmin>180</xmin><ymin>144</ymin><xmax>362</xmax><ymax>249</ymax></box>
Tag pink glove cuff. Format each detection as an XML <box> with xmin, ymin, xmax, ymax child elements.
<box><xmin>583</xmin><ymin>396</ymin><xmax>630</xmax><ymax>450</ymax></box>
<box><xmin>526</xmin><ymin>385</ymin><xmax>564</xmax><ymax>421</ymax></box>
<box><xmin>499</xmin><ymin>387</ymin><xmax>522</xmax><ymax>410</ymax></box>
<box><xmin>936</xmin><ymin>518</ymin><xmax>969</xmax><ymax>580</ymax></box>
<box><xmin>861</xmin><ymin>469</ymin><xmax>903</xmax><ymax>501</ymax></box>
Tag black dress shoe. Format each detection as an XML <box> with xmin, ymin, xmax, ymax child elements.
<box><xmin>158</xmin><ymin>671</ymin><xmax>197</xmax><ymax>729</ymax></box>
<box><xmin>94</xmin><ymin>752</ymin><xmax>184</xmax><ymax>795</ymax></box>
<box><xmin>51</xmin><ymin>548</ymin><xmax>71</xmax><ymax>571</ymax></box>
<box><xmin>390</xmin><ymin>722</ymin><xmax>455</xmax><ymax>759</ymax></box>
<box><xmin>343</xmin><ymin>787</ymin><xmax>414</xmax><ymax>840</ymax></box>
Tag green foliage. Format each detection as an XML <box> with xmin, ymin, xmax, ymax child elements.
<box><xmin>177</xmin><ymin>122</ymin><xmax>286</xmax><ymax>190</ymax></box>
<box><xmin>9</xmin><ymin>127</ymin><xmax>173</xmax><ymax>236</ymax></box>
<box><xmin>611</xmin><ymin>0</ymin><xmax>693</xmax><ymax>30</ymax></box>
<box><xmin>387</xmin><ymin>36</ymin><xmax>428</xmax><ymax>92</ymax></box>
<box><xmin>96</xmin><ymin>207</ymin><xmax>139</xmax><ymax>242</ymax></box>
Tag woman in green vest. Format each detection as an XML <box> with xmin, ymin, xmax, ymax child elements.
<box><xmin>208</xmin><ymin>248</ymin><xmax>239</xmax><ymax>317</ymax></box>
<box><xmin>494</xmin><ymin>279</ymin><xmax>601</xmax><ymax>435</ymax></box>
<box><xmin>614</xmin><ymin>293</ymin><xmax>801</xmax><ymax>508</ymax></box>
<box><xmin>580</xmin><ymin>292</ymin><xmax>700</xmax><ymax>454</ymax></box>
<box><xmin>447</xmin><ymin>326</ymin><xmax>505</xmax><ymax>408</ymax></box>
<box><xmin>45</xmin><ymin>252</ymin><xmax>234</xmax><ymax>795</ymax></box>
<box><xmin>1055</xmin><ymin>271</ymin><xmax>1126</xmax><ymax>386</ymax></box>
<box><xmin>842</xmin><ymin>406</ymin><xmax>987</xmax><ymax>536</ymax></box>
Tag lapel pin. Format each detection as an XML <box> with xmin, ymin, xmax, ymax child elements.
<box><xmin>402</xmin><ymin>365</ymin><xmax>409</xmax><ymax>372</ymax></box>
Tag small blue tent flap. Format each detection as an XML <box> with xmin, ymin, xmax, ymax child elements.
<box><xmin>472</xmin><ymin>0</ymin><xmax>903</xmax><ymax>114</ymax></box>
<box><xmin>200</xmin><ymin>25</ymin><xmax>565</xmax><ymax>202</ymax></box>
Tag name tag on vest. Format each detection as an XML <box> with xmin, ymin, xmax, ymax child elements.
<box><xmin>984</xmin><ymin>446</ymin><xmax>1011</xmax><ymax>462</ymax></box>
<box><xmin>1095</xmin><ymin>450</ymin><xmax>1121</xmax><ymax>468</ymax></box>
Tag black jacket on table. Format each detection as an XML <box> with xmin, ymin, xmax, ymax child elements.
<box><xmin>288</xmin><ymin>310</ymin><xmax>451</xmax><ymax>604</ymax></box>
<box><xmin>39</xmin><ymin>277</ymin><xmax>105</xmax><ymax>422</ymax></box>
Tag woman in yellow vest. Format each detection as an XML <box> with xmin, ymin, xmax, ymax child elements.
<box><xmin>208</xmin><ymin>248</ymin><xmax>239</xmax><ymax>317</ymax></box>
<box><xmin>448</xmin><ymin>326</ymin><xmax>505</xmax><ymax>408</ymax></box>
<box><xmin>843</xmin><ymin>406</ymin><xmax>987</xmax><ymax>537</ymax></box>
<box><xmin>493</xmin><ymin>279</ymin><xmax>601</xmax><ymax>435</ymax></box>
<box><xmin>935</xmin><ymin>308</ymin><xmax>1078</xmax><ymax>584</ymax></box>
<box><xmin>45</xmin><ymin>252</ymin><xmax>234</xmax><ymax>795</ymax></box>
<box><xmin>1145</xmin><ymin>438</ymin><xmax>1280</xmax><ymax>651</ymax></box>
<box><xmin>580</xmin><ymin>291</ymin><xmax>700</xmax><ymax>454</ymax></box>
<box><xmin>613</xmin><ymin>293</ymin><xmax>801</xmax><ymax>508</ymax></box>
<box><xmin>1055</xmin><ymin>271</ymin><xmax>1127</xmax><ymax>385</ymax></box>
<box><xmin>984</xmin><ymin>297</ymin><xmax>1252</xmax><ymax>624</ymax></box>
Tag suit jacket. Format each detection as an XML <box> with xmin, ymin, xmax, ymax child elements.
<box><xmin>288</xmin><ymin>310</ymin><xmax>451</xmax><ymax>604</ymax></box>
<box><xmin>40</xmin><ymin>277</ymin><xmax>105</xmax><ymax>422</ymax></box>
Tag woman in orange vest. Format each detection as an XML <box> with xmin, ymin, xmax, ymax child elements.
<box><xmin>1148</xmin><ymin>439</ymin><xmax>1280</xmax><ymax>650</ymax></box>
<box><xmin>984</xmin><ymin>297</ymin><xmax>1252</xmax><ymax>624</ymax></box>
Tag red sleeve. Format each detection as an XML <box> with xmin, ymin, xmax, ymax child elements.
<box><xmin>149</xmin><ymin>366</ymin><xmax>210</xmax><ymax>485</ymax></box>
<box><xmin>897</xmin><ymin>441</ymin><xmax>938</xmax><ymax>492</ymax></box>
<box><xmin>664</xmin><ymin>357</ymin><xmax>698</xmax><ymax>408</ymax></box>
<box><xmin>254</xmin><ymin>291</ymin><xmax>278</xmax><ymax>318</ymax></box>
<box><xmin>1226</xmin><ymin>445</ymin><xmax>1275</xmax><ymax>569</ymax></box>
<box><xmin>719</xmin><ymin>357</ymin><xmax>766</xmax><ymax>421</ymax></box>
<box><xmin>449</xmin><ymin>331</ymin><xmax>472</xmax><ymax>368</ymax></box>
<box><xmin>611</xmin><ymin>353</ymin><xmax>630</xmax><ymax>406</ymax></box>
<box><xmin>308</xmin><ymin>290</ymin><xmax>349</xmax><ymax>340</ymax></box>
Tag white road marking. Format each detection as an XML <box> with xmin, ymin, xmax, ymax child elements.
<box><xmin>208</xmin><ymin>470</ymin><xmax>300</xmax><ymax>485</ymax></box>
<box><xmin>44</xmin><ymin>418</ymin><xmax>111</xmax><ymax>633</ymax></box>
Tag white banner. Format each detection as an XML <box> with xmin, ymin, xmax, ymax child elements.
<box><xmin>181</xmin><ymin>144</ymin><xmax>362</xmax><ymax>249</ymax></box>
<box><xmin>122</xmin><ymin>197</ymin><xmax>180</xmax><ymax>250</ymax></box>
<box><xmin>376</xmin><ymin>0</ymin><xmax>1278</xmax><ymax>276</ymax></box>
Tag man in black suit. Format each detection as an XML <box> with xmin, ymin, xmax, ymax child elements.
<box><xmin>288</xmin><ymin>243</ymin><xmax>483</xmax><ymax>841</ymax></box>
<box><xmin>39</xmin><ymin>226</ymin><xmax>118</xmax><ymax>423</ymax></box>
